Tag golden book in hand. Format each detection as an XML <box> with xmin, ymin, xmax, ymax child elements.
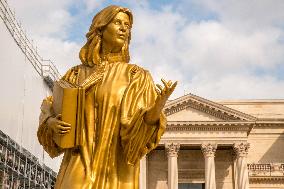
<box><xmin>52</xmin><ymin>80</ymin><xmax>85</xmax><ymax>149</ymax></box>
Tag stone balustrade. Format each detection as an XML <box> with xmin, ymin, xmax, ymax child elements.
<box><xmin>248</xmin><ymin>163</ymin><xmax>284</xmax><ymax>178</ymax></box>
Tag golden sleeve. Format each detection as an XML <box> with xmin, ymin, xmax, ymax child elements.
<box><xmin>120</xmin><ymin>67</ymin><xmax>166</xmax><ymax>165</ymax></box>
<box><xmin>37</xmin><ymin>96</ymin><xmax>64</xmax><ymax>158</ymax></box>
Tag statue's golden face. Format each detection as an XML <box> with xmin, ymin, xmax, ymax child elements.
<box><xmin>102</xmin><ymin>12</ymin><xmax>130</xmax><ymax>53</ymax></box>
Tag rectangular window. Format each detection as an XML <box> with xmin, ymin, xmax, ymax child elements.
<box><xmin>178</xmin><ymin>183</ymin><xmax>205</xmax><ymax>189</ymax></box>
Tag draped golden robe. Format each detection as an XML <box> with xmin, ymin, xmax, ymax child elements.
<box><xmin>38</xmin><ymin>55</ymin><xmax>166</xmax><ymax>189</ymax></box>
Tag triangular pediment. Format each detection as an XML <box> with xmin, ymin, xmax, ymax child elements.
<box><xmin>166</xmin><ymin>106</ymin><xmax>223</xmax><ymax>121</ymax></box>
<box><xmin>164</xmin><ymin>94</ymin><xmax>256</xmax><ymax>121</ymax></box>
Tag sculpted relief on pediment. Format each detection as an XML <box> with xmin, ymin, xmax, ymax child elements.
<box><xmin>164</xmin><ymin>94</ymin><xmax>256</xmax><ymax>122</ymax></box>
<box><xmin>166</xmin><ymin>107</ymin><xmax>222</xmax><ymax>121</ymax></box>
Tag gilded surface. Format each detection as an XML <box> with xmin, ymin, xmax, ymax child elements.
<box><xmin>37</xmin><ymin>5</ymin><xmax>176</xmax><ymax>189</ymax></box>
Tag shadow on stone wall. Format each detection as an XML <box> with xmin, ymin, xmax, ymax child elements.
<box><xmin>257</xmin><ymin>134</ymin><xmax>284</xmax><ymax>163</ymax></box>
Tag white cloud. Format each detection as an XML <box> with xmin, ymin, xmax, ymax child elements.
<box><xmin>189</xmin><ymin>73</ymin><xmax>284</xmax><ymax>99</ymax></box>
<box><xmin>127</xmin><ymin>1</ymin><xmax>284</xmax><ymax>100</ymax></box>
<box><xmin>196</xmin><ymin>0</ymin><xmax>284</xmax><ymax>31</ymax></box>
<box><xmin>83</xmin><ymin>0</ymin><xmax>106</xmax><ymax>13</ymax></box>
<box><xmin>8</xmin><ymin>0</ymin><xmax>74</xmax><ymax>37</ymax></box>
<box><xmin>180</xmin><ymin>21</ymin><xmax>284</xmax><ymax>72</ymax></box>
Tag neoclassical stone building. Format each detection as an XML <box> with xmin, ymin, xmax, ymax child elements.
<box><xmin>139</xmin><ymin>94</ymin><xmax>284</xmax><ymax>189</ymax></box>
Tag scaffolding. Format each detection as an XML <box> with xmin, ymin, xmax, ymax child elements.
<box><xmin>0</xmin><ymin>130</ymin><xmax>57</xmax><ymax>189</ymax></box>
<box><xmin>0</xmin><ymin>0</ymin><xmax>61</xmax><ymax>89</ymax></box>
<box><xmin>0</xmin><ymin>1</ymin><xmax>61</xmax><ymax>188</ymax></box>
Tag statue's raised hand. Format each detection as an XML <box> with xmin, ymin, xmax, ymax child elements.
<box><xmin>144</xmin><ymin>79</ymin><xmax>177</xmax><ymax>125</ymax></box>
<box><xmin>155</xmin><ymin>79</ymin><xmax>177</xmax><ymax>108</ymax></box>
<box><xmin>47</xmin><ymin>114</ymin><xmax>71</xmax><ymax>135</ymax></box>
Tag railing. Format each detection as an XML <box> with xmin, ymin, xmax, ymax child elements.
<box><xmin>42</xmin><ymin>59</ymin><xmax>61</xmax><ymax>89</ymax></box>
<box><xmin>248</xmin><ymin>163</ymin><xmax>284</xmax><ymax>178</ymax></box>
<box><xmin>0</xmin><ymin>130</ymin><xmax>57</xmax><ymax>189</ymax></box>
<box><xmin>0</xmin><ymin>0</ymin><xmax>61</xmax><ymax>89</ymax></box>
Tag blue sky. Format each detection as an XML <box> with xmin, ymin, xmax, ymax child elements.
<box><xmin>65</xmin><ymin>0</ymin><xmax>219</xmax><ymax>42</ymax></box>
<box><xmin>6</xmin><ymin>0</ymin><xmax>284</xmax><ymax>99</ymax></box>
<box><xmin>64</xmin><ymin>0</ymin><xmax>221</xmax><ymax>41</ymax></box>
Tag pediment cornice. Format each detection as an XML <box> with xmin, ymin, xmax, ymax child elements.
<box><xmin>253</xmin><ymin>120</ymin><xmax>284</xmax><ymax>127</ymax></box>
<box><xmin>166</xmin><ymin>121</ymin><xmax>255</xmax><ymax>132</ymax></box>
<box><xmin>164</xmin><ymin>94</ymin><xmax>257</xmax><ymax>121</ymax></box>
<box><xmin>165</xmin><ymin>120</ymin><xmax>284</xmax><ymax>132</ymax></box>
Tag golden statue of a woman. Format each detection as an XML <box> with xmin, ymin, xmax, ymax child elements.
<box><xmin>37</xmin><ymin>5</ymin><xmax>176</xmax><ymax>189</ymax></box>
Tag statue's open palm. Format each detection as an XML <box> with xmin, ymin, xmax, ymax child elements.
<box><xmin>144</xmin><ymin>79</ymin><xmax>177</xmax><ymax>125</ymax></box>
<box><xmin>155</xmin><ymin>79</ymin><xmax>177</xmax><ymax>108</ymax></box>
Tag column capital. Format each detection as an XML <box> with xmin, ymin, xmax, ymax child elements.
<box><xmin>201</xmin><ymin>143</ymin><xmax>217</xmax><ymax>157</ymax></box>
<box><xmin>233</xmin><ymin>142</ymin><xmax>250</xmax><ymax>157</ymax></box>
<box><xmin>165</xmin><ymin>143</ymin><xmax>180</xmax><ymax>157</ymax></box>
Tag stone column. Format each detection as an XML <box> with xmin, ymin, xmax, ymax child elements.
<box><xmin>201</xmin><ymin>143</ymin><xmax>217</xmax><ymax>189</ymax></box>
<box><xmin>166</xmin><ymin>143</ymin><xmax>180</xmax><ymax>189</ymax></box>
<box><xmin>232</xmin><ymin>152</ymin><xmax>238</xmax><ymax>189</ymax></box>
<box><xmin>139</xmin><ymin>156</ymin><xmax>147</xmax><ymax>189</ymax></box>
<box><xmin>233</xmin><ymin>143</ymin><xmax>250</xmax><ymax>189</ymax></box>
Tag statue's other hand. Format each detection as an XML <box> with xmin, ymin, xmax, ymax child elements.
<box><xmin>155</xmin><ymin>79</ymin><xmax>177</xmax><ymax>108</ymax></box>
<box><xmin>47</xmin><ymin>114</ymin><xmax>71</xmax><ymax>135</ymax></box>
<box><xmin>144</xmin><ymin>79</ymin><xmax>177</xmax><ymax>125</ymax></box>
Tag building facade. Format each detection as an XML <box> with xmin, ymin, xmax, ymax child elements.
<box><xmin>140</xmin><ymin>94</ymin><xmax>284</xmax><ymax>189</ymax></box>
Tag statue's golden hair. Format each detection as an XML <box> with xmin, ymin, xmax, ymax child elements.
<box><xmin>79</xmin><ymin>5</ymin><xmax>133</xmax><ymax>67</ymax></box>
